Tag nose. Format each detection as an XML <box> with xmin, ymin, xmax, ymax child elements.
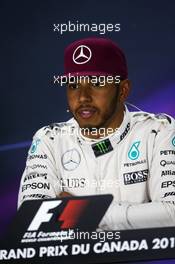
<box><xmin>78</xmin><ymin>85</ymin><xmax>92</xmax><ymax>104</ymax></box>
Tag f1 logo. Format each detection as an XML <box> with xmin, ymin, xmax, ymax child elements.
<box><xmin>28</xmin><ymin>201</ymin><xmax>62</xmax><ymax>231</ymax></box>
<box><xmin>27</xmin><ymin>199</ymin><xmax>89</xmax><ymax>231</ymax></box>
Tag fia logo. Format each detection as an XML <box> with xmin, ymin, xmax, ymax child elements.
<box><xmin>128</xmin><ymin>141</ymin><xmax>140</xmax><ymax>160</ymax></box>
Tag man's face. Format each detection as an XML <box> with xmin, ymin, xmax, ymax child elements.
<box><xmin>67</xmin><ymin>77</ymin><xmax>120</xmax><ymax>130</ymax></box>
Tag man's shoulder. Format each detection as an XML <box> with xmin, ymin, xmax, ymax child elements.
<box><xmin>130</xmin><ymin>110</ymin><xmax>175</xmax><ymax>132</ymax></box>
<box><xmin>33</xmin><ymin>118</ymin><xmax>77</xmax><ymax>140</ymax></box>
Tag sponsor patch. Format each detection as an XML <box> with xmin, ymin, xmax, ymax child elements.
<box><xmin>123</xmin><ymin>169</ymin><xmax>148</xmax><ymax>185</ymax></box>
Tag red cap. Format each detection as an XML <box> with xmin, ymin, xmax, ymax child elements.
<box><xmin>63</xmin><ymin>37</ymin><xmax>128</xmax><ymax>79</ymax></box>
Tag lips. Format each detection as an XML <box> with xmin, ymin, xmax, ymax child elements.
<box><xmin>77</xmin><ymin>107</ymin><xmax>97</xmax><ymax>119</ymax></box>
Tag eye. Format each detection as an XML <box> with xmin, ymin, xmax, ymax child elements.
<box><xmin>91</xmin><ymin>81</ymin><xmax>101</xmax><ymax>87</ymax></box>
<box><xmin>90</xmin><ymin>77</ymin><xmax>106</xmax><ymax>88</ymax></box>
<box><xmin>91</xmin><ymin>79</ymin><xmax>105</xmax><ymax>88</ymax></box>
<box><xmin>68</xmin><ymin>83</ymin><xmax>79</xmax><ymax>90</ymax></box>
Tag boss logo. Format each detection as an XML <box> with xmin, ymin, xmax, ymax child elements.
<box><xmin>123</xmin><ymin>169</ymin><xmax>148</xmax><ymax>185</ymax></box>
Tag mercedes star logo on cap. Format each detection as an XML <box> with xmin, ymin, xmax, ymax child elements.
<box><xmin>73</xmin><ymin>45</ymin><xmax>92</xmax><ymax>65</ymax></box>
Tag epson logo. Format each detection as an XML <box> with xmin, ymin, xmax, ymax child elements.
<box><xmin>22</xmin><ymin>182</ymin><xmax>50</xmax><ymax>192</ymax></box>
<box><xmin>161</xmin><ymin>181</ymin><xmax>175</xmax><ymax>188</ymax></box>
<box><xmin>123</xmin><ymin>169</ymin><xmax>148</xmax><ymax>185</ymax></box>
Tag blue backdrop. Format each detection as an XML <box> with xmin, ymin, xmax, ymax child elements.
<box><xmin>0</xmin><ymin>0</ymin><xmax>175</xmax><ymax>240</ymax></box>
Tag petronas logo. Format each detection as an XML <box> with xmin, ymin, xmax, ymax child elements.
<box><xmin>96</xmin><ymin>141</ymin><xmax>108</xmax><ymax>154</ymax></box>
<box><xmin>29</xmin><ymin>139</ymin><xmax>41</xmax><ymax>154</ymax></box>
<box><xmin>172</xmin><ymin>136</ymin><xmax>175</xmax><ymax>147</ymax></box>
<box><xmin>128</xmin><ymin>141</ymin><xmax>140</xmax><ymax>160</ymax></box>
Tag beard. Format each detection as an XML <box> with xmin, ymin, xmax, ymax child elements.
<box><xmin>76</xmin><ymin>87</ymin><xmax>120</xmax><ymax>130</ymax></box>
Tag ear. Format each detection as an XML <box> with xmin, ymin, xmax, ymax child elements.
<box><xmin>119</xmin><ymin>79</ymin><xmax>131</xmax><ymax>102</ymax></box>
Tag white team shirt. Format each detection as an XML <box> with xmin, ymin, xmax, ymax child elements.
<box><xmin>18</xmin><ymin>106</ymin><xmax>175</xmax><ymax>230</ymax></box>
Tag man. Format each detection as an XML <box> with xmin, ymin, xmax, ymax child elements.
<box><xmin>18</xmin><ymin>37</ymin><xmax>175</xmax><ymax>230</ymax></box>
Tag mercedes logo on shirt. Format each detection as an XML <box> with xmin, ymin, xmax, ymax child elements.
<box><xmin>73</xmin><ymin>45</ymin><xmax>92</xmax><ymax>64</ymax></box>
<box><xmin>61</xmin><ymin>149</ymin><xmax>81</xmax><ymax>171</ymax></box>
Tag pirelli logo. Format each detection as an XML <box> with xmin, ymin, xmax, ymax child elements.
<box><xmin>123</xmin><ymin>169</ymin><xmax>149</xmax><ymax>185</ymax></box>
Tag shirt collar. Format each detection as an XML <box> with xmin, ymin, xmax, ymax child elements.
<box><xmin>75</xmin><ymin>105</ymin><xmax>131</xmax><ymax>149</ymax></box>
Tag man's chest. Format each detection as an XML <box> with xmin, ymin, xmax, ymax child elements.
<box><xmin>55</xmin><ymin>133</ymin><xmax>153</xmax><ymax>203</ymax></box>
